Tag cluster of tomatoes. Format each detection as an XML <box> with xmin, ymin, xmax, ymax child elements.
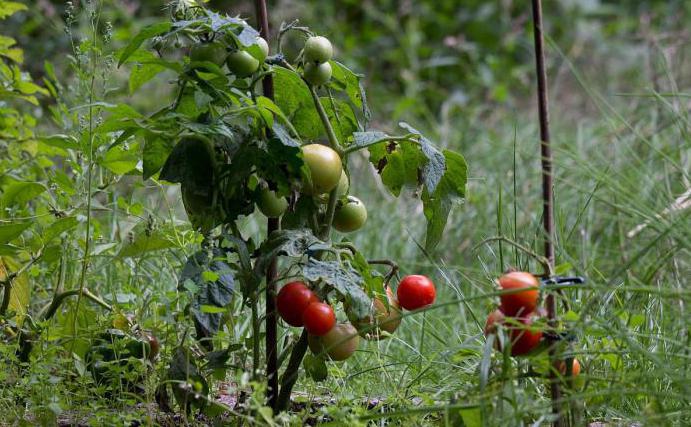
<box><xmin>276</xmin><ymin>275</ymin><xmax>436</xmax><ymax>362</ymax></box>
<box><xmin>483</xmin><ymin>271</ymin><xmax>581</xmax><ymax>377</ymax></box>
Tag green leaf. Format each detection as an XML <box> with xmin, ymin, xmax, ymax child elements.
<box><xmin>0</xmin><ymin>222</ymin><xmax>31</xmax><ymax>244</ymax></box>
<box><xmin>273</xmin><ymin>67</ymin><xmax>322</xmax><ymax>140</ymax></box>
<box><xmin>303</xmin><ymin>353</ymin><xmax>328</xmax><ymax>382</ymax></box>
<box><xmin>39</xmin><ymin>134</ymin><xmax>80</xmax><ymax>150</ymax></box>
<box><xmin>168</xmin><ymin>346</ymin><xmax>209</xmax><ymax>410</ymax></box>
<box><xmin>330</xmin><ymin>61</ymin><xmax>369</xmax><ymax>119</ymax></box>
<box><xmin>320</xmin><ymin>96</ymin><xmax>358</xmax><ymax>144</ymax></box>
<box><xmin>118</xmin><ymin>230</ymin><xmax>177</xmax><ymax>258</ymax></box>
<box><xmin>0</xmin><ymin>257</ymin><xmax>30</xmax><ymax>326</ymax></box>
<box><xmin>399</xmin><ymin>122</ymin><xmax>445</xmax><ymax>193</ymax></box>
<box><xmin>129</xmin><ymin>61</ymin><xmax>166</xmax><ymax>94</ymax></box>
<box><xmin>118</xmin><ymin>22</ymin><xmax>172</xmax><ymax>67</ymax></box>
<box><xmin>422</xmin><ymin>150</ymin><xmax>467</xmax><ymax>250</ymax></box>
<box><xmin>142</xmin><ymin>134</ymin><xmax>174</xmax><ymax>180</ymax></box>
<box><xmin>0</xmin><ymin>1</ymin><xmax>27</xmax><ymax>20</ymax></box>
<box><xmin>99</xmin><ymin>141</ymin><xmax>140</xmax><ymax>175</ymax></box>
<box><xmin>179</xmin><ymin>250</ymin><xmax>235</xmax><ymax>338</ymax></box>
<box><xmin>43</xmin><ymin>216</ymin><xmax>79</xmax><ymax>242</ymax></box>
<box><xmin>1</xmin><ymin>181</ymin><xmax>46</xmax><ymax>206</ymax></box>
<box><xmin>303</xmin><ymin>258</ymin><xmax>371</xmax><ymax>318</ymax></box>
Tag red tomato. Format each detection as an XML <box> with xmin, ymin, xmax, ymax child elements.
<box><xmin>396</xmin><ymin>275</ymin><xmax>436</xmax><ymax>311</ymax></box>
<box><xmin>508</xmin><ymin>314</ymin><xmax>543</xmax><ymax>356</ymax></box>
<box><xmin>498</xmin><ymin>271</ymin><xmax>540</xmax><ymax>317</ymax></box>
<box><xmin>276</xmin><ymin>282</ymin><xmax>319</xmax><ymax>327</ymax></box>
<box><xmin>302</xmin><ymin>302</ymin><xmax>336</xmax><ymax>336</ymax></box>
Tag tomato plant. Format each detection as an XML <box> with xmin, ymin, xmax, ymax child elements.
<box><xmin>397</xmin><ymin>275</ymin><xmax>436</xmax><ymax>310</ymax></box>
<box><xmin>102</xmin><ymin>6</ymin><xmax>467</xmax><ymax>413</ymax></box>
<box><xmin>498</xmin><ymin>271</ymin><xmax>539</xmax><ymax>317</ymax></box>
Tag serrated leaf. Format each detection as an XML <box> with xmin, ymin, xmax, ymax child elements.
<box><xmin>118</xmin><ymin>22</ymin><xmax>172</xmax><ymax>67</ymax></box>
<box><xmin>303</xmin><ymin>259</ymin><xmax>370</xmax><ymax>318</ymax></box>
<box><xmin>399</xmin><ymin>122</ymin><xmax>445</xmax><ymax>193</ymax></box>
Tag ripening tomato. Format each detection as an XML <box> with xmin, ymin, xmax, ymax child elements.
<box><xmin>308</xmin><ymin>323</ymin><xmax>359</xmax><ymax>361</ymax></box>
<box><xmin>498</xmin><ymin>271</ymin><xmax>540</xmax><ymax>317</ymax></box>
<box><xmin>397</xmin><ymin>275</ymin><xmax>436</xmax><ymax>311</ymax></box>
<box><xmin>348</xmin><ymin>287</ymin><xmax>402</xmax><ymax>340</ymax></box>
<box><xmin>301</xmin><ymin>144</ymin><xmax>342</xmax><ymax>195</ymax></box>
<box><xmin>302</xmin><ymin>302</ymin><xmax>336</xmax><ymax>336</ymax></box>
<box><xmin>556</xmin><ymin>358</ymin><xmax>581</xmax><ymax>377</ymax></box>
<box><xmin>276</xmin><ymin>282</ymin><xmax>319</xmax><ymax>327</ymax></box>
<box><xmin>508</xmin><ymin>314</ymin><xmax>543</xmax><ymax>356</ymax></box>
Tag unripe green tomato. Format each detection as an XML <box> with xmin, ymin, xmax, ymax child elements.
<box><xmin>257</xmin><ymin>188</ymin><xmax>288</xmax><ymax>218</ymax></box>
<box><xmin>190</xmin><ymin>43</ymin><xmax>227</xmax><ymax>65</ymax></box>
<box><xmin>304</xmin><ymin>36</ymin><xmax>333</xmax><ymax>64</ymax></box>
<box><xmin>308</xmin><ymin>323</ymin><xmax>359</xmax><ymax>361</ymax></box>
<box><xmin>301</xmin><ymin>144</ymin><xmax>342</xmax><ymax>195</ymax></box>
<box><xmin>253</xmin><ymin>36</ymin><xmax>269</xmax><ymax>62</ymax></box>
<box><xmin>303</xmin><ymin>61</ymin><xmax>332</xmax><ymax>86</ymax></box>
<box><xmin>226</xmin><ymin>50</ymin><xmax>260</xmax><ymax>77</ymax></box>
<box><xmin>333</xmin><ymin>196</ymin><xmax>367</xmax><ymax>233</ymax></box>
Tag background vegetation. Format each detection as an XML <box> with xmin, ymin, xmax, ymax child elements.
<box><xmin>1</xmin><ymin>0</ymin><xmax>689</xmax><ymax>425</ymax></box>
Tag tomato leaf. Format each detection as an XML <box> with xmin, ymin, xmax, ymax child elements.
<box><xmin>179</xmin><ymin>250</ymin><xmax>235</xmax><ymax>339</ymax></box>
<box><xmin>1</xmin><ymin>181</ymin><xmax>46</xmax><ymax>206</ymax></box>
<box><xmin>273</xmin><ymin>67</ymin><xmax>322</xmax><ymax>140</ymax></box>
<box><xmin>303</xmin><ymin>258</ymin><xmax>371</xmax><ymax>318</ymax></box>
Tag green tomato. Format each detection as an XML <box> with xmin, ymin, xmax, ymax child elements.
<box><xmin>226</xmin><ymin>50</ymin><xmax>260</xmax><ymax>77</ymax></box>
<box><xmin>303</xmin><ymin>61</ymin><xmax>332</xmax><ymax>86</ymax></box>
<box><xmin>333</xmin><ymin>196</ymin><xmax>367</xmax><ymax>233</ymax></box>
<box><xmin>252</xmin><ymin>36</ymin><xmax>269</xmax><ymax>62</ymax></box>
<box><xmin>190</xmin><ymin>43</ymin><xmax>227</xmax><ymax>65</ymax></box>
<box><xmin>301</xmin><ymin>144</ymin><xmax>342</xmax><ymax>195</ymax></box>
<box><xmin>304</xmin><ymin>36</ymin><xmax>333</xmax><ymax>64</ymax></box>
<box><xmin>256</xmin><ymin>188</ymin><xmax>288</xmax><ymax>218</ymax></box>
<box><xmin>308</xmin><ymin>323</ymin><xmax>359</xmax><ymax>361</ymax></box>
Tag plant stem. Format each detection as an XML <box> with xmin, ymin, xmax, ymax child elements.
<box><xmin>308</xmin><ymin>85</ymin><xmax>343</xmax><ymax>157</ymax></box>
<box><xmin>40</xmin><ymin>287</ymin><xmax>111</xmax><ymax>321</ymax></box>
<box><xmin>530</xmin><ymin>1</ymin><xmax>563</xmax><ymax>425</ymax></box>
<box><xmin>275</xmin><ymin>329</ymin><xmax>308</xmax><ymax>411</ymax></box>
<box><xmin>72</xmin><ymin>6</ymin><xmax>100</xmax><ymax>351</ymax></box>
<box><xmin>254</xmin><ymin>0</ymin><xmax>280</xmax><ymax>411</ymax></box>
